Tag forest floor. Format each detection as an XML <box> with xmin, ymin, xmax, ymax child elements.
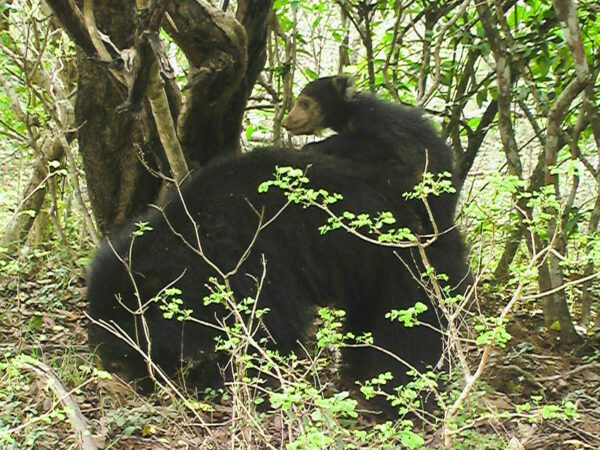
<box><xmin>1</xmin><ymin>265</ymin><xmax>599</xmax><ymax>449</ymax></box>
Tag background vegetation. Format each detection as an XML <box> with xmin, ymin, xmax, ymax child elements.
<box><xmin>1</xmin><ymin>0</ymin><xmax>599</xmax><ymax>448</ymax></box>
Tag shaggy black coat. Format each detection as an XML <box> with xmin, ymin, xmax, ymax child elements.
<box><xmin>295</xmin><ymin>77</ymin><xmax>457</xmax><ymax>234</ymax></box>
<box><xmin>87</xmin><ymin>147</ymin><xmax>468</xmax><ymax>400</ymax></box>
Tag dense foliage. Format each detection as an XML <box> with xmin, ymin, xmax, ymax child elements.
<box><xmin>1</xmin><ymin>1</ymin><xmax>599</xmax><ymax>448</ymax></box>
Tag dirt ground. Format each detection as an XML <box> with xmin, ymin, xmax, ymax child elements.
<box><xmin>1</xmin><ymin>269</ymin><xmax>599</xmax><ymax>449</ymax></box>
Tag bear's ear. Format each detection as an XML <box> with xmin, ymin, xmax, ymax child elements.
<box><xmin>332</xmin><ymin>75</ymin><xmax>356</xmax><ymax>100</ymax></box>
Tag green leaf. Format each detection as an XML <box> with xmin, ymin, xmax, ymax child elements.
<box><xmin>305</xmin><ymin>68</ymin><xmax>318</xmax><ymax>80</ymax></box>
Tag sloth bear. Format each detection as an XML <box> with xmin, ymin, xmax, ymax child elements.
<box><xmin>284</xmin><ymin>76</ymin><xmax>457</xmax><ymax>234</ymax></box>
<box><xmin>87</xmin><ymin>145</ymin><xmax>469</xmax><ymax>410</ymax></box>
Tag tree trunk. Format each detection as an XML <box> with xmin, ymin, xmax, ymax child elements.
<box><xmin>74</xmin><ymin>2</ymin><xmax>162</xmax><ymax>234</ymax></box>
<box><xmin>76</xmin><ymin>55</ymin><xmax>163</xmax><ymax>234</ymax></box>
<box><xmin>48</xmin><ymin>0</ymin><xmax>273</xmax><ymax>233</ymax></box>
<box><xmin>579</xmin><ymin>190</ymin><xmax>600</xmax><ymax>325</ymax></box>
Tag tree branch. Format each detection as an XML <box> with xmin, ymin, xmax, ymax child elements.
<box><xmin>44</xmin><ymin>0</ymin><xmax>96</xmax><ymax>56</ymax></box>
<box><xmin>21</xmin><ymin>358</ymin><xmax>99</xmax><ymax>450</ymax></box>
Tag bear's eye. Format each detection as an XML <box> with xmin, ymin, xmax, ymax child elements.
<box><xmin>298</xmin><ymin>99</ymin><xmax>310</xmax><ymax>110</ymax></box>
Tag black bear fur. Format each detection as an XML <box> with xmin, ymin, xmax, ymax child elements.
<box><xmin>284</xmin><ymin>76</ymin><xmax>457</xmax><ymax>234</ymax></box>
<box><xmin>87</xmin><ymin>146</ymin><xmax>469</xmax><ymax>410</ymax></box>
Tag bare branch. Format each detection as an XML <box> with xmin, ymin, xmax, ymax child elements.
<box><xmin>20</xmin><ymin>358</ymin><xmax>99</xmax><ymax>450</ymax></box>
<box><xmin>418</xmin><ymin>0</ymin><xmax>472</xmax><ymax>107</ymax></box>
<box><xmin>475</xmin><ymin>2</ymin><xmax>522</xmax><ymax>178</ymax></box>
<box><xmin>60</xmin><ymin>135</ymin><xmax>100</xmax><ymax>245</ymax></box>
<box><xmin>82</xmin><ymin>0</ymin><xmax>113</xmax><ymax>62</ymax></box>
<box><xmin>44</xmin><ymin>0</ymin><xmax>96</xmax><ymax>56</ymax></box>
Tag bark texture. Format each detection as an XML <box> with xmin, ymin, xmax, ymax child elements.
<box><xmin>46</xmin><ymin>0</ymin><xmax>273</xmax><ymax>232</ymax></box>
